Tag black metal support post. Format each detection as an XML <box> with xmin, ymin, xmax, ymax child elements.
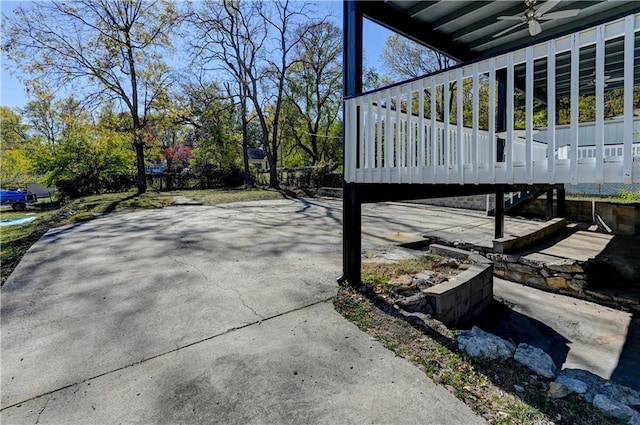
<box><xmin>339</xmin><ymin>183</ymin><xmax>362</xmax><ymax>285</ymax></box>
<box><xmin>339</xmin><ymin>0</ymin><xmax>363</xmax><ymax>286</ymax></box>
<box><xmin>546</xmin><ymin>188</ymin><xmax>554</xmax><ymax>220</ymax></box>
<box><xmin>495</xmin><ymin>189</ymin><xmax>504</xmax><ymax>239</ymax></box>
<box><xmin>496</xmin><ymin>77</ymin><xmax>507</xmax><ymax>162</ymax></box>
<box><xmin>557</xmin><ymin>187</ymin><xmax>567</xmax><ymax>217</ymax></box>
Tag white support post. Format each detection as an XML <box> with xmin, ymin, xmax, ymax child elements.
<box><xmin>570</xmin><ymin>33</ymin><xmax>579</xmax><ymax>184</ymax></box>
<box><xmin>361</xmin><ymin>97</ymin><xmax>368</xmax><ymax>181</ymax></box>
<box><xmin>406</xmin><ymin>84</ymin><xmax>414</xmax><ymax>181</ymax></box>
<box><xmin>547</xmin><ymin>39</ymin><xmax>556</xmax><ymax>184</ymax></box>
<box><xmin>347</xmin><ymin>99</ymin><xmax>357</xmax><ymax>182</ymax></box>
<box><xmin>472</xmin><ymin>63</ymin><xmax>479</xmax><ymax>184</ymax></box>
<box><xmin>444</xmin><ymin>72</ymin><xmax>451</xmax><ymax>182</ymax></box>
<box><xmin>376</xmin><ymin>91</ymin><xmax>383</xmax><ymax>183</ymax></box>
<box><xmin>430</xmin><ymin>77</ymin><xmax>437</xmax><ymax>182</ymax></box>
<box><xmin>418</xmin><ymin>79</ymin><xmax>425</xmax><ymax>182</ymax></box>
<box><xmin>359</xmin><ymin>99</ymin><xmax>366</xmax><ymax>181</ymax></box>
<box><xmin>506</xmin><ymin>53</ymin><xmax>514</xmax><ymax>184</ymax></box>
<box><xmin>488</xmin><ymin>58</ymin><xmax>496</xmax><ymax>183</ymax></box>
<box><xmin>385</xmin><ymin>89</ymin><xmax>392</xmax><ymax>183</ymax></box>
<box><xmin>456</xmin><ymin>68</ymin><xmax>464</xmax><ymax>184</ymax></box>
<box><xmin>366</xmin><ymin>94</ymin><xmax>375</xmax><ymax>182</ymax></box>
<box><xmin>623</xmin><ymin>15</ymin><xmax>634</xmax><ymax>184</ymax></box>
<box><xmin>395</xmin><ymin>87</ymin><xmax>402</xmax><ymax>182</ymax></box>
<box><xmin>595</xmin><ymin>25</ymin><xmax>605</xmax><ymax>184</ymax></box>
<box><xmin>525</xmin><ymin>46</ymin><xmax>534</xmax><ymax>184</ymax></box>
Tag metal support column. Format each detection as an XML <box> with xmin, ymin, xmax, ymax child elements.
<box><xmin>339</xmin><ymin>0</ymin><xmax>363</xmax><ymax>285</ymax></box>
<box><xmin>339</xmin><ymin>183</ymin><xmax>362</xmax><ymax>285</ymax></box>
<box><xmin>557</xmin><ymin>187</ymin><xmax>567</xmax><ymax>218</ymax></box>
<box><xmin>546</xmin><ymin>188</ymin><xmax>554</xmax><ymax>220</ymax></box>
<box><xmin>495</xmin><ymin>189</ymin><xmax>504</xmax><ymax>239</ymax></box>
<box><xmin>496</xmin><ymin>76</ymin><xmax>507</xmax><ymax>162</ymax></box>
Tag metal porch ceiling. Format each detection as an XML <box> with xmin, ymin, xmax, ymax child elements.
<box><xmin>358</xmin><ymin>1</ymin><xmax>640</xmax><ymax>60</ymax></box>
<box><xmin>356</xmin><ymin>0</ymin><xmax>640</xmax><ymax>99</ymax></box>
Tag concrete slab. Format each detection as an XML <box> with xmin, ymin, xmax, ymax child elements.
<box><xmin>360</xmin><ymin>201</ymin><xmax>551</xmax><ymax>250</ymax></box>
<box><xmin>1</xmin><ymin>199</ymin><xmax>485</xmax><ymax>424</ymax></box>
<box><xmin>1</xmin><ymin>302</ymin><xmax>483</xmax><ymax>425</ymax></box>
<box><xmin>532</xmin><ymin>230</ymin><xmax>614</xmax><ymax>262</ymax></box>
<box><xmin>488</xmin><ymin>278</ymin><xmax>639</xmax><ymax>390</ymax></box>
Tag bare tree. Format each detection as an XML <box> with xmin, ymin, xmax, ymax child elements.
<box><xmin>3</xmin><ymin>0</ymin><xmax>181</xmax><ymax>194</ymax></box>
<box><xmin>189</xmin><ymin>0</ymin><xmax>267</xmax><ymax>186</ymax></box>
<box><xmin>190</xmin><ymin>0</ymin><xmax>318</xmax><ymax>188</ymax></box>
<box><xmin>381</xmin><ymin>33</ymin><xmax>457</xmax><ymax>121</ymax></box>
<box><xmin>382</xmin><ymin>33</ymin><xmax>455</xmax><ymax>79</ymax></box>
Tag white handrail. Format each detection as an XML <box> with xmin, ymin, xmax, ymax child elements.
<box><xmin>344</xmin><ymin>12</ymin><xmax>640</xmax><ymax>185</ymax></box>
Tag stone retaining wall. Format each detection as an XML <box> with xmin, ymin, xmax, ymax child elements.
<box><xmin>487</xmin><ymin>253</ymin><xmax>640</xmax><ymax>314</ymax></box>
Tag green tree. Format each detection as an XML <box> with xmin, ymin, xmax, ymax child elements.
<box><xmin>3</xmin><ymin>0</ymin><xmax>182</xmax><ymax>194</ymax></box>
<box><xmin>178</xmin><ymin>80</ymin><xmax>240</xmax><ymax>173</ymax></box>
<box><xmin>0</xmin><ymin>107</ymin><xmax>36</xmax><ymax>188</ymax></box>
<box><xmin>42</xmin><ymin>104</ymin><xmax>136</xmax><ymax>197</ymax></box>
<box><xmin>283</xmin><ymin>21</ymin><xmax>342</xmax><ymax>166</ymax></box>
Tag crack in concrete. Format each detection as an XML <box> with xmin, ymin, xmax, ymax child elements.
<box><xmin>2</xmin><ymin>297</ymin><xmax>334</xmax><ymax>412</ymax></box>
<box><xmin>169</xmin><ymin>254</ymin><xmax>264</xmax><ymax>321</ymax></box>
<box><xmin>233</xmin><ymin>289</ymin><xmax>263</xmax><ymax>321</ymax></box>
<box><xmin>34</xmin><ymin>395</ymin><xmax>50</xmax><ymax>424</ymax></box>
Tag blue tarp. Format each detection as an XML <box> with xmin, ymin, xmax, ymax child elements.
<box><xmin>0</xmin><ymin>216</ymin><xmax>37</xmax><ymax>226</ymax></box>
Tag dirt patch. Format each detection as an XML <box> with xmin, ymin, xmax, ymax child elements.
<box><xmin>362</xmin><ymin>253</ymin><xmax>471</xmax><ymax>302</ymax></box>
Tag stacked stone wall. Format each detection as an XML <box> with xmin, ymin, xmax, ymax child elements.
<box><xmin>488</xmin><ymin>253</ymin><xmax>640</xmax><ymax>314</ymax></box>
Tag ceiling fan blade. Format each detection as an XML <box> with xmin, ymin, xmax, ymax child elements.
<box><xmin>529</xmin><ymin>20</ymin><xmax>542</xmax><ymax>36</ymax></box>
<box><xmin>493</xmin><ymin>21</ymin><xmax>527</xmax><ymax>38</ymax></box>
<box><xmin>497</xmin><ymin>16</ymin><xmax>524</xmax><ymax>21</ymax></box>
<box><xmin>539</xmin><ymin>9</ymin><xmax>580</xmax><ymax>20</ymax></box>
<box><xmin>536</xmin><ymin>0</ymin><xmax>560</xmax><ymax>16</ymax></box>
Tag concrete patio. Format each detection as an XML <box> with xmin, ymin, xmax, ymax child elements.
<box><xmin>1</xmin><ymin>198</ymin><xmax>636</xmax><ymax>423</ymax></box>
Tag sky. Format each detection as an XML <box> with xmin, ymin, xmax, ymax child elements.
<box><xmin>0</xmin><ymin>1</ymin><xmax>394</xmax><ymax>111</ymax></box>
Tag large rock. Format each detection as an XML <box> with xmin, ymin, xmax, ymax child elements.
<box><xmin>593</xmin><ymin>394</ymin><xmax>637</xmax><ymax>420</ymax></box>
<box><xmin>514</xmin><ymin>343</ymin><xmax>557</xmax><ymax>378</ymax></box>
<box><xmin>556</xmin><ymin>375</ymin><xmax>588</xmax><ymax>395</ymax></box>
<box><xmin>457</xmin><ymin>326</ymin><xmax>515</xmax><ymax>362</ymax></box>
<box><xmin>395</xmin><ymin>293</ymin><xmax>431</xmax><ymax>314</ymax></box>
<box><xmin>560</xmin><ymin>368</ymin><xmax>607</xmax><ymax>403</ymax></box>
<box><xmin>601</xmin><ymin>382</ymin><xmax>640</xmax><ymax>408</ymax></box>
<box><xmin>546</xmin><ymin>260</ymin><xmax>584</xmax><ymax>274</ymax></box>
<box><xmin>546</xmin><ymin>276</ymin><xmax>570</xmax><ymax>290</ymax></box>
<box><xmin>547</xmin><ymin>382</ymin><xmax>569</xmax><ymax>399</ymax></box>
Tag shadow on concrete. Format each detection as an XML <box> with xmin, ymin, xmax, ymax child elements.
<box><xmin>610</xmin><ymin>315</ymin><xmax>640</xmax><ymax>391</ymax></box>
<box><xmin>587</xmin><ymin>235</ymin><xmax>640</xmax><ymax>293</ymax></box>
<box><xmin>474</xmin><ymin>300</ymin><xmax>571</xmax><ymax>369</ymax></box>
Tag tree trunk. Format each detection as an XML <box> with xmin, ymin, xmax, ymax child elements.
<box><xmin>134</xmin><ymin>139</ymin><xmax>147</xmax><ymax>195</ymax></box>
<box><xmin>242</xmin><ymin>138</ymin><xmax>253</xmax><ymax>187</ymax></box>
<box><xmin>239</xmin><ymin>89</ymin><xmax>253</xmax><ymax>187</ymax></box>
<box><xmin>267</xmin><ymin>149</ymin><xmax>278</xmax><ymax>188</ymax></box>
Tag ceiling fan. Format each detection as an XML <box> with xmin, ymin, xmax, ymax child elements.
<box><xmin>493</xmin><ymin>0</ymin><xmax>580</xmax><ymax>39</ymax></box>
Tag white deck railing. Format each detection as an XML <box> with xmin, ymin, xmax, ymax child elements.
<box><xmin>345</xmin><ymin>13</ymin><xmax>640</xmax><ymax>185</ymax></box>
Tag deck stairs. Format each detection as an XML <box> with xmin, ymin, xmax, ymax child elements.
<box><xmin>487</xmin><ymin>190</ymin><xmax>547</xmax><ymax>217</ymax></box>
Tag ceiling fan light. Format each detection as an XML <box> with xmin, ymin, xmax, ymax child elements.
<box><xmin>529</xmin><ymin>20</ymin><xmax>542</xmax><ymax>36</ymax></box>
